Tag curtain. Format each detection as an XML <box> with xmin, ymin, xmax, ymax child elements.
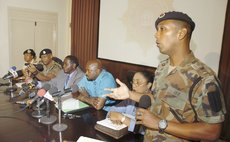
<box><xmin>71</xmin><ymin>0</ymin><xmax>100</xmax><ymax>70</ymax></box>
<box><xmin>219</xmin><ymin>1</ymin><xmax>230</xmax><ymax>140</ymax></box>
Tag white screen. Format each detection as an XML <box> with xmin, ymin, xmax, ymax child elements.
<box><xmin>98</xmin><ymin>0</ymin><xmax>227</xmax><ymax>73</ymax></box>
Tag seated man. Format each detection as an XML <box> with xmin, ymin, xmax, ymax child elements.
<box><xmin>27</xmin><ymin>48</ymin><xmax>62</xmax><ymax>82</ymax></box>
<box><xmin>107</xmin><ymin>70</ymin><xmax>153</xmax><ymax>134</ymax></box>
<box><xmin>47</xmin><ymin>55</ymin><xmax>84</xmax><ymax>91</ymax></box>
<box><xmin>74</xmin><ymin>59</ymin><xmax>117</xmax><ymax>111</ymax></box>
<box><xmin>26</xmin><ymin>55</ymin><xmax>84</xmax><ymax>106</ymax></box>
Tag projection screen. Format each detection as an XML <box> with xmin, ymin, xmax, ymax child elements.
<box><xmin>98</xmin><ymin>0</ymin><xmax>228</xmax><ymax>74</ymax></box>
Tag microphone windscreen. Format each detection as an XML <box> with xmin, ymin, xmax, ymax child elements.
<box><xmin>71</xmin><ymin>85</ymin><xmax>79</xmax><ymax>93</ymax></box>
<box><xmin>16</xmin><ymin>70</ymin><xmax>23</xmax><ymax>77</ymax></box>
<box><xmin>11</xmin><ymin>66</ymin><xmax>17</xmax><ymax>71</ymax></box>
<box><xmin>31</xmin><ymin>79</ymin><xmax>38</xmax><ymax>86</ymax></box>
<box><xmin>36</xmin><ymin>64</ymin><xmax>44</xmax><ymax>71</ymax></box>
<box><xmin>139</xmin><ymin>95</ymin><xmax>151</xmax><ymax>109</ymax></box>
<box><xmin>24</xmin><ymin>63</ymin><xmax>29</xmax><ymax>66</ymax></box>
<box><xmin>37</xmin><ymin>89</ymin><xmax>46</xmax><ymax>97</ymax></box>
<box><xmin>42</xmin><ymin>84</ymin><xmax>51</xmax><ymax>91</ymax></box>
<box><xmin>21</xmin><ymin>83</ymin><xmax>28</xmax><ymax>88</ymax></box>
<box><xmin>21</xmin><ymin>83</ymin><xmax>30</xmax><ymax>91</ymax></box>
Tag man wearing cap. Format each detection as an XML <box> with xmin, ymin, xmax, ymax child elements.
<box><xmin>27</xmin><ymin>48</ymin><xmax>62</xmax><ymax>82</ymax></box>
<box><xmin>105</xmin><ymin>11</ymin><xmax>226</xmax><ymax>141</ymax></box>
<box><xmin>21</xmin><ymin>49</ymin><xmax>38</xmax><ymax>81</ymax></box>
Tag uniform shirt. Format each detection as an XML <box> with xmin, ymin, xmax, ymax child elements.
<box><xmin>77</xmin><ymin>69</ymin><xmax>117</xmax><ymax>111</ymax></box>
<box><xmin>21</xmin><ymin>59</ymin><xmax>38</xmax><ymax>81</ymax></box>
<box><xmin>144</xmin><ymin>52</ymin><xmax>226</xmax><ymax>142</ymax></box>
<box><xmin>40</xmin><ymin>60</ymin><xmax>62</xmax><ymax>77</ymax></box>
<box><xmin>23</xmin><ymin>59</ymin><xmax>38</xmax><ymax>70</ymax></box>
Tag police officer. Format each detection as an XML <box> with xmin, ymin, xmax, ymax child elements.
<box><xmin>27</xmin><ymin>48</ymin><xmax>62</xmax><ymax>82</ymax></box>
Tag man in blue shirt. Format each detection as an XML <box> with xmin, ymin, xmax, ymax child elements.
<box><xmin>75</xmin><ymin>59</ymin><xmax>117</xmax><ymax>111</ymax></box>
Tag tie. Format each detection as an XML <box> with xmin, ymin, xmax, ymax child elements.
<box><xmin>64</xmin><ymin>75</ymin><xmax>70</xmax><ymax>89</ymax></box>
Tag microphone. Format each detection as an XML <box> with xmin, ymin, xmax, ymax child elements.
<box><xmin>18</xmin><ymin>79</ymin><xmax>38</xmax><ymax>96</ymax></box>
<box><xmin>2</xmin><ymin>66</ymin><xmax>17</xmax><ymax>79</ymax></box>
<box><xmin>2</xmin><ymin>70</ymin><xmax>23</xmax><ymax>80</ymax></box>
<box><xmin>62</xmin><ymin>85</ymin><xmax>79</xmax><ymax>94</ymax></box>
<box><xmin>52</xmin><ymin>85</ymin><xmax>79</xmax><ymax>97</ymax></box>
<box><xmin>25</xmin><ymin>63</ymin><xmax>44</xmax><ymax>71</ymax></box>
<box><xmin>28</xmin><ymin>91</ymin><xmax>37</xmax><ymax>98</ymax></box>
<box><xmin>15</xmin><ymin>101</ymin><xmax>27</xmax><ymax>105</ymax></box>
<box><xmin>0</xmin><ymin>82</ymin><xmax>10</xmax><ymax>87</ymax></box>
<box><xmin>139</xmin><ymin>95</ymin><xmax>151</xmax><ymax>109</ymax></box>
<box><xmin>134</xmin><ymin>95</ymin><xmax>151</xmax><ymax>133</ymax></box>
<box><xmin>44</xmin><ymin>86</ymin><xmax>58</xmax><ymax>101</ymax></box>
<box><xmin>28</xmin><ymin>84</ymin><xmax>51</xmax><ymax>105</ymax></box>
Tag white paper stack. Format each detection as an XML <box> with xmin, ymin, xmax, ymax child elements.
<box><xmin>77</xmin><ymin>136</ymin><xmax>105</xmax><ymax>142</ymax></box>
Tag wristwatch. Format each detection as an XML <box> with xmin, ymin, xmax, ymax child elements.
<box><xmin>158</xmin><ymin>119</ymin><xmax>168</xmax><ymax>133</ymax></box>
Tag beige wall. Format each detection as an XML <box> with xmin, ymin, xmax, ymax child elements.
<box><xmin>0</xmin><ymin>0</ymin><xmax>71</xmax><ymax>76</ymax></box>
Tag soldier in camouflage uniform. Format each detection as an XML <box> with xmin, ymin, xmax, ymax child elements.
<box><xmin>27</xmin><ymin>48</ymin><xmax>62</xmax><ymax>82</ymax></box>
<box><xmin>106</xmin><ymin>11</ymin><xmax>226</xmax><ymax>142</ymax></box>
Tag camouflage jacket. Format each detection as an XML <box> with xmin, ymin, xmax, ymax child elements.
<box><xmin>144</xmin><ymin>52</ymin><xmax>226</xmax><ymax>142</ymax></box>
<box><xmin>40</xmin><ymin>60</ymin><xmax>62</xmax><ymax>77</ymax></box>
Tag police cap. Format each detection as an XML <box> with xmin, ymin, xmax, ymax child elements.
<box><xmin>155</xmin><ymin>11</ymin><xmax>195</xmax><ymax>32</ymax></box>
<box><xmin>23</xmin><ymin>49</ymin><xmax>36</xmax><ymax>57</ymax></box>
<box><xmin>39</xmin><ymin>48</ymin><xmax>52</xmax><ymax>58</ymax></box>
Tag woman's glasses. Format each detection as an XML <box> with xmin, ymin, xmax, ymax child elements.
<box><xmin>130</xmin><ymin>80</ymin><xmax>147</xmax><ymax>86</ymax></box>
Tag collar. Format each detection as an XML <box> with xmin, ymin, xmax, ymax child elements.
<box><xmin>68</xmin><ymin>69</ymin><xmax>78</xmax><ymax>78</ymax></box>
<box><xmin>93</xmin><ymin>69</ymin><xmax>106</xmax><ymax>82</ymax></box>
<box><xmin>179</xmin><ymin>51</ymin><xmax>196</xmax><ymax>67</ymax></box>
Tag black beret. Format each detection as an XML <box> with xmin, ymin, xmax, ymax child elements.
<box><xmin>155</xmin><ymin>11</ymin><xmax>195</xmax><ymax>32</ymax></box>
<box><xmin>23</xmin><ymin>49</ymin><xmax>36</xmax><ymax>57</ymax></box>
<box><xmin>39</xmin><ymin>48</ymin><xmax>52</xmax><ymax>58</ymax></box>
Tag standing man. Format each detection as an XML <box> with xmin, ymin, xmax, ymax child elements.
<box><xmin>106</xmin><ymin>11</ymin><xmax>226</xmax><ymax>142</ymax></box>
<box><xmin>74</xmin><ymin>59</ymin><xmax>117</xmax><ymax>111</ymax></box>
<box><xmin>27</xmin><ymin>48</ymin><xmax>62</xmax><ymax>82</ymax></box>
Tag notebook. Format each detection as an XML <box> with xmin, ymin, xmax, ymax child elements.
<box><xmin>95</xmin><ymin>118</ymin><xmax>128</xmax><ymax>139</ymax></box>
<box><xmin>55</xmin><ymin>97</ymin><xmax>90</xmax><ymax>113</ymax></box>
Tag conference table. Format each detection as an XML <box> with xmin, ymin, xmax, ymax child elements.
<box><xmin>0</xmin><ymin>84</ymin><xmax>143</xmax><ymax>142</ymax></box>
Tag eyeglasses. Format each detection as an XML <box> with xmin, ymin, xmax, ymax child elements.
<box><xmin>130</xmin><ymin>80</ymin><xmax>147</xmax><ymax>86</ymax></box>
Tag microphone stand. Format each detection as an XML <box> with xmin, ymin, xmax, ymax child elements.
<box><xmin>5</xmin><ymin>78</ymin><xmax>17</xmax><ymax>99</ymax></box>
<box><xmin>52</xmin><ymin>94</ymin><xmax>68</xmax><ymax>132</ymax></box>
<box><xmin>59</xmin><ymin>132</ymin><xmax>63</xmax><ymax>142</ymax></box>
<box><xmin>40</xmin><ymin>98</ymin><xmax>57</xmax><ymax>124</ymax></box>
<box><xmin>31</xmin><ymin>98</ymin><xmax>46</xmax><ymax>118</ymax></box>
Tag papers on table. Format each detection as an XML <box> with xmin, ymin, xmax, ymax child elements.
<box><xmin>55</xmin><ymin>97</ymin><xmax>89</xmax><ymax>113</ymax></box>
<box><xmin>77</xmin><ymin>136</ymin><xmax>105</xmax><ymax>142</ymax></box>
<box><xmin>96</xmin><ymin>118</ymin><xmax>127</xmax><ymax>130</ymax></box>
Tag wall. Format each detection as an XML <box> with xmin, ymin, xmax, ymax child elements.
<box><xmin>0</xmin><ymin>0</ymin><xmax>71</xmax><ymax>76</ymax></box>
<box><xmin>98</xmin><ymin>0</ymin><xmax>228</xmax><ymax>74</ymax></box>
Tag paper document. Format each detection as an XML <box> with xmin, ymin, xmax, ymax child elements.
<box><xmin>55</xmin><ymin>98</ymin><xmax>89</xmax><ymax>113</ymax></box>
<box><xmin>96</xmin><ymin>118</ymin><xmax>127</xmax><ymax>130</ymax></box>
<box><xmin>77</xmin><ymin>136</ymin><xmax>104</xmax><ymax>142</ymax></box>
